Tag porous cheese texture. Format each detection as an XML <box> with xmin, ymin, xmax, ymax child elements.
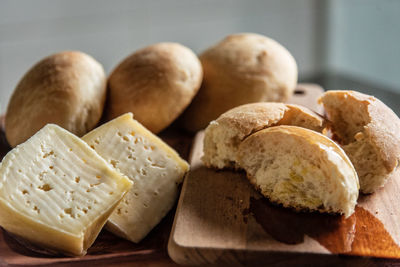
<box><xmin>82</xmin><ymin>113</ymin><xmax>189</xmax><ymax>243</ymax></box>
<box><xmin>0</xmin><ymin>124</ymin><xmax>133</xmax><ymax>256</ymax></box>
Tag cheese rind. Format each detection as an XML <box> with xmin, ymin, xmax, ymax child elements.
<box><xmin>82</xmin><ymin>113</ymin><xmax>189</xmax><ymax>242</ymax></box>
<box><xmin>0</xmin><ymin>124</ymin><xmax>132</xmax><ymax>256</ymax></box>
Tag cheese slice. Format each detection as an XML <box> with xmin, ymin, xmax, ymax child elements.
<box><xmin>0</xmin><ymin>124</ymin><xmax>132</xmax><ymax>256</ymax></box>
<box><xmin>82</xmin><ymin>113</ymin><xmax>189</xmax><ymax>243</ymax></box>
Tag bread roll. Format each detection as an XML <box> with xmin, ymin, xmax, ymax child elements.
<box><xmin>237</xmin><ymin>126</ymin><xmax>359</xmax><ymax>218</ymax></box>
<box><xmin>319</xmin><ymin>90</ymin><xmax>400</xmax><ymax>193</ymax></box>
<box><xmin>180</xmin><ymin>33</ymin><xmax>298</xmax><ymax>132</ymax></box>
<box><xmin>5</xmin><ymin>51</ymin><xmax>106</xmax><ymax>147</ymax></box>
<box><xmin>107</xmin><ymin>42</ymin><xmax>203</xmax><ymax>133</ymax></box>
<box><xmin>202</xmin><ymin>102</ymin><xmax>324</xmax><ymax>169</ymax></box>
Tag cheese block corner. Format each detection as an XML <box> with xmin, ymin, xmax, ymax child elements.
<box><xmin>0</xmin><ymin>124</ymin><xmax>132</xmax><ymax>256</ymax></box>
<box><xmin>82</xmin><ymin>112</ymin><xmax>189</xmax><ymax>242</ymax></box>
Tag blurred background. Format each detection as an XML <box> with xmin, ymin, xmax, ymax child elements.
<box><xmin>0</xmin><ymin>0</ymin><xmax>399</xmax><ymax>114</ymax></box>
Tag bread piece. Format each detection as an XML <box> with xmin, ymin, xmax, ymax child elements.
<box><xmin>319</xmin><ymin>90</ymin><xmax>400</xmax><ymax>193</ymax></box>
<box><xmin>179</xmin><ymin>33</ymin><xmax>298</xmax><ymax>132</ymax></box>
<box><xmin>5</xmin><ymin>51</ymin><xmax>107</xmax><ymax>147</ymax></box>
<box><xmin>107</xmin><ymin>43</ymin><xmax>203</xmax><ymax>133</ymax></box>
<box><xmin>237</xmin><ymin>126</ymin><xmax>359</xmax><ymax>218</ymax></box>
<box><xmin>0</xmin><ymin>124</ymin><xmax>132</xmax><ymax>256</ymax></box>
<box><xmin>202</xmin><ymin>102</ymin><xmax>324</xmax><ymax>169</ymax></box>
<box><xmin>82</xmin><ymin>113</ymin><xmax>189</xmax><ymax>243</ymax></box>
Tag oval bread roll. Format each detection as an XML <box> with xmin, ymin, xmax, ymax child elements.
<box><xmin>5</xmin><ymin>51</ymin><xmax>106</xmax><ymax>147</ymax></box>
<box><xmin>319</xmin><ymin>90</ymin><xmax>400</xmax><ymax>193</ymax></box>
<box><xmin>107</xmin><ymin>42</ymin><xmax>203</xmax><ymax>133</ymax></box>
<box><xmin>180</xmin><ymin>33</ymin><xmax>298</xmax><ymax>132</ymax></box>
<box><xmin>202</xmin><ymin>102</ymin><xmax>324</xmax><ymax>169</ymax></box>
<box><xmin>237</xmin><ymin>126</ymin><xmax>359</xmax><ymax>218</ymax></box>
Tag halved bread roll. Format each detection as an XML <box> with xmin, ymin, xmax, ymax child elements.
<box><xmin>237</xmin><ymin>126</ymin><xmax>359</xmax><ymax>218</ymax></box>
<box><xmin>202</xmin><ymin>102</ymin><xmax>324</xmax><ymax>169</ymax></box>
<box><xmin>319</xmin><ymin>90</ymin><xmax>400</xmax><ymax>193</ymax></box>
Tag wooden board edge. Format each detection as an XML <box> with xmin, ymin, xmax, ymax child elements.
<box><xmin>167</xmin><ymin>133</ymin><xmax>203</xmax><ymax>265</ymax></box>
<box><xmin>167</xmin><ymin>238</ymin><xmax>387</xmax><ymax>266</ymax></box>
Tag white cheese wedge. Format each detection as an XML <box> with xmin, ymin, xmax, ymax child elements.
<box><xmin>0</xmin><ymin>124</ymin><xmax>132</xmax><ymax>256</ymax></box>
<box><xmin>82</xmin><ymin>113</ymin><xmax>189</xmax><ymax>243</ymax></box>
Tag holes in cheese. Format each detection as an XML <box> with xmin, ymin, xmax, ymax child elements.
<box><xmin>82</xmin><ymin>113</ymin><xmax>189</xmax><ymax>243</ymax></box>
<box><xmin>0</xmin><ymin>124</ymin><xmax>132</xmax><ymax>256</ymax></box>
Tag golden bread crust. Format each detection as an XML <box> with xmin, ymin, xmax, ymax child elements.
<box><xmin>107</xmin><ymin>42</ymin><xmax>203</xmax><ymax>133</ymax></box>
<box><xmin>180</xmin><ymin>33</ymin><xmax>298</xmax><ymax>132</ymax></box>
<box><xmin>5</xmin><ymin>51</ymin><xmax>106</xmax><ymax>147</ymax></box>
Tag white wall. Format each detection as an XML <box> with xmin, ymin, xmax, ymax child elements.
<box><xmin>325</xmin><ymin>0</ymin><xmax>400</xmax><ymax>92</ymax></box>
<box><xmin>0</xmin><ymin>0</ymin><xmax>320</xmax><ymax>113</ymax></box>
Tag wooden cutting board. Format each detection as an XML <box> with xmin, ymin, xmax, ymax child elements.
<box><xmin>168</xmin><ymin>86</ymin><xmax>400</xmax><ymax>266</ymax></box>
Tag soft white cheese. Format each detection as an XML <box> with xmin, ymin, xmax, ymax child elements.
<box><xmin>82</xmin><ymin>113</ymin><xmax>189</xmax><ymax>243</ymax></box>
<box><xmin>0</xmin><ymin>124</ymin><xmax>132</xmax><ymax>256</ymax></box>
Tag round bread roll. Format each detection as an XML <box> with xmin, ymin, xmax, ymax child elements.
<box><xmin>319</xmin><ymin>90</ymin><xmax>400</xmax><ymax>193</ymax></box>
<box><xmin>237</xmin><ymin>126</ymin><xmax>359</xmax><ymax>218</ymax></box>
<box><xmin>5</xmin><ymin>51</ymin><xmax>107</xmax><ymax>147</ymax></box>
<box><xmin>180</xmin><ymin>33</ymin><xmax>298</xmax><ymax>132</ymax></box>
<box><xmin>107</xmin><ymin>42</ymin><xmax>203</xmax><ymax>133</ymax></box>
<box><xmin>202</xmin><ymin>102</ymin><xmax>324</xmax><ymax>169</ymax></box>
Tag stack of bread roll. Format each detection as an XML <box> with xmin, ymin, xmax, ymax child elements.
<box><xmin>5</xmin><ymin>33</ymin><xmax>298</xmax><ymax>147</ymax></box>
<box><xmin>202</xmin><ymin>91</ymin><xmax>400</xmax><ymax>218</ymax></box>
